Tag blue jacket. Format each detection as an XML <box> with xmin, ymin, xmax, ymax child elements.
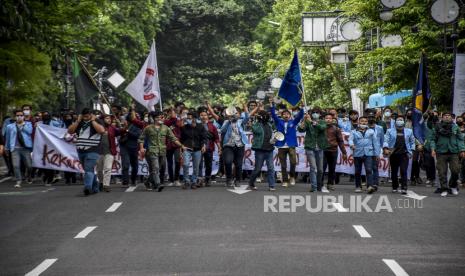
<box><xmin>383</xmin><ymin>127</ymin><xmax>415</xmax><ymax>155</ymax></box>
<box><xmin>221</xmin><ymin>113</ymin><xmax>250</xmax><ymax>146</ymax></box>
<box><xmin>348</xmin><ymin>128</ymin><xmax>380</xmax><ymax>157</ymax></box>
<box><xmin>270</xmin><ymin>106</ymin><xmax>304</xmax><ymax>148</ymax></box>
<box><xmin>371</xmin><ymin>124</ymin><xmax>384</xmax><ymax>156</ymax></box>
<box><xmin>5</xmin><ymin>122</ymin><xmax>34</xmax><ymax>151</ymax></box>
<box><xmin>338</xmin><ymin>118</ymin><xmax>352</xmax><ymax>132</ymax></box>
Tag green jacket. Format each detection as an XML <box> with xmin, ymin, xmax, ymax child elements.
<box><xmin>429</xmin><ymin>123</ymin><xmax>465</xmax><ymax>154</ymax></box>
<box><xmin>251</xmin><ymin>122</ymin><xmax>273</xmax><ymax>150</ymax></box>
<box><xmin>297</xmin><ymin>120</ymin><xmax>327</xmax><ymax>150</ymax></box>
<box><xmin>138</xmin><ymin>124</ymin><xmax>178</xmax><ymax>156</ymax></box>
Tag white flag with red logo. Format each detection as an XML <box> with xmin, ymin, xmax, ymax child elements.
<box><xmin>125</xmin><ymin>40</ymin><xmax>161</xmax><ymax>111</ymax></box>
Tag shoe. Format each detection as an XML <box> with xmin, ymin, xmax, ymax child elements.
<box><xmin>328</xmin><ymin>184</ymin><xmax>335</xmax><ymax>191</ymax></box>
<box><xmin>401</xmin><ymin>189</ymin><xmax>407</xmax><ymax>195</ymax></box>
<box><xmin>52</xmin><ymin>176</ymin><xmax>61</xmax><ymax>184</ymax></box>
<box><xmin>451</xmin><ymin>188</ymin><xmax>459</xmax><ymax>196</ymax></box>
<box><xmin>441</xmin><ymin>191</ymin><xmax>448</xmax><ymax>197</ymax></box>
<box><xmin>174</xmin><ymin>180</ymin><xmax>182</xmax><ymax>187</ymax></box>
<box><xmin>45</xmin><ymin>183</ymin><xmax>52</xmax><ymax>187</ymax></box>
<box><xmin>355</xmin><ymin>188</ymin><xmax>362</xmax><ymax>193</ymax></box>
<box><xmin>282</xmin><ymin>182</ymin><xmax>289</xmax><ymax>188</ymax></box>
<box><xmin>290</xmin><ymin>178</ymin><xmax>296</xmax><ymax>186</ymax></box>
<box><xmin>83</xmin><ymin>188</ymin><xmax>90</xmax><ymax>196</ymax></box>
<box><xmin>103</xmin><ymin>186</ymin><xmax>111</xmax><ymax>192</ymax></box>
<box><xmin>14</xmin><ymin>181</ymin><xmax>21</xmax><ymax>188</ymax></box>
<box><xmin>361</xmin><ymin>183</ymin><xmax>366</xmax><ymax>191</ymax></box>
<box><xmin>269</xmin><ymin>187</ymin><xmax>276</xmax><ymax>191</ymax></box>
<box><xmin>309</xmin><ymin>187</ymin><xmax>315</xmax><ymax>192</ymax></box>
<box><xmin>425</xmin><ymin>180</ymin><xmax>432</xmax><ymax>187</ymax></box>
<box><xmin>157</xmin><ymin>186</ymin><xmax>164</xmax><ymax>192</ymax></box>
<box><xmin>367</xmin><ymin>186</ymin><xmax>376</xmax><ymax>194</ymax></box>
<box><xmin>321</xmin><ymin>186</ymin><xmax>329</xmax><ymax>193</ymax></box>
<box><xmin>247</xmin><ymin>185</ymin><xmax>258</xmax><ymax>191</ymax></box>
<box><xmin>392</xmin><ymin>189</ymin><xmax>399</xmax><ymax>193</ymax></box>
<box><xmin>256</xmin><ymin>178</ymin><xmax>262</xmax><ymax>183</ymax></box>
<box><xmin>191</xmin><ymin>185</ymin><xmax>197</xmax><ymax>190</ymax></box>
<box><xmin>434</xmin><ymin>188</ymin><xmax>442</xmax><ymax>194</ymax></box>
<box><xmin>167</xmin><ymin>182</ymin><xmax>174</xmax><ymax>187</ymax></box>
<box><xmin>27</xmin><ymin>179</ymin><xmax>33</xmax><ymax>185</ymax></box>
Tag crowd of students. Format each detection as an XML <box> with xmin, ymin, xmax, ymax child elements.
<box><xmin>0</xmin><ymin>100</ymin><xmax>464</xmax><ymax>197</ymax></box>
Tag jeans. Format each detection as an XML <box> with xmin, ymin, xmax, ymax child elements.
<box><xmin>354</xmin><ymin>156</ymin><xmax>374</xmax><ymax>188</ymax></box>
<box><xmin>97</xmin><ymin>154</ymin><xmax>114</xmax><ymax>187</ymax></box>
<box><xmin>436</xmin><ymin>153</ymin><xmax>460</xmax><ymax>190</ymax></box>
<box><xmin>323</xmin><ymin>150</ymin><xmax>338</xmax><ymax>185</ymax></box>
<box><xmin>120</xmin><ymin>145</ymin><xmax>139</xmax><ymax>185</ymax></box>
<box><xmin>78</xmin><ymin>151</ymin><xmax>100</xmax><ymax>193</ymax></box>
<box><xmin>249</xmin><ymin>150</ymin><xmax>275</xmax><ymax>188</ymax></box>
<box><xmin>389</xmin><ymin>153</ymin><xmax>409</xmax><ymax>190</ymax></box>
<box><xmin>166</xmin><ymin>148</ymin><xmax>181</xmax><ymax>182</ymax></box>
<box><xmin>277</xmin><ymin>147</ymin><xmax>297</xmax><ymax>182</ymax></box>
<box><xmin>223</xmin><ymin>146</ymin><xmax>245</xmax><ymax>182</ymax></box>
<box><xmin>11</xmin><ymin>148</ymin><xmax>32</xmax><ymax>182</ymax></box>
<box><xmin>305</xmin><ymin>149</ymin><xmax>323</xmax><ymax>190</ymax></box>
<box><xmin>183</xmin><ymin>150</ymin><xmax>201</xmax><ymax>186</ymax></box>
<box><xmin>146</xmin><ymin>154</ymin><xmax>166</xmax><ymax>188</ymax></box>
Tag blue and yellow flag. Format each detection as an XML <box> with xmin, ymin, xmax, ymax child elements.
<box><xmin>412</xmin><ymin>52</ymin><xmax>432</xmax><ymax>144</ymax></box>
<box><xmin>278</xmin><ymin>50</ymin><xmax>303</xmax><ymax>106</ymax></box>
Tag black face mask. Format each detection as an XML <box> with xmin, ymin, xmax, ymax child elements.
<box><xmin>42</xmin><ymin>115</ymin><xmax>51</xmax><ymax>123</ymax></box>
<box><xmin>457</xmin><ymin>121</ymin><xmax>464</xmax><ymax>126</ymax></box>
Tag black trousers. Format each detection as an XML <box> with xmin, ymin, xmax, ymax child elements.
<box><xmin>423</xmin><ymin>150</ymin><xmax>436</xmax><ymax>181</ymax></box>
<box><xmin>390</xmin><ymin>153</ymin><xmax>409</xmax><ymax>190</ymax></box>
<box><xmin>323</xmin><ymin>150</ymin><xmax>338</xmax><ymax>185</ymax></box>
<box><xmin>166</xmin><ymin>148</ymin><xmax>181</xmax><ymax>182</ymax></box>
<box><xmin>202</xmin><ymin>151</ymin><xmax>214</xmax><ymax>180</ymax></box>
<box><xmin>223</xmin><ymin>146</ymin><xmax>244</xmax><ymax>182</ymax></box>
<box><xmin>120</xmin><ymin>145</ymin><xmax>139</xmax><ymax>185</ymax></box>
<box><xmin>410</xmin><ymin>150</ymin><xmax>421</xmax><ymax>181</ymax></box>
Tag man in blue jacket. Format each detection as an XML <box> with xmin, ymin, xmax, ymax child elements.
<box><xmin>270</xmin><ymin>99</ymin><xmax>304</xmax><ymax>187</ymax></box>
<box><xmin>383</xmin><ymin>115</ymin><xmax>415</xmax><ymax>194</ymax></box>
<box><xmin>349</xmin><ymin>116</ymin><xmax>380</xmax><ymax>194</ymax></box>
<box><xmin>5</xmin><ymin>110</ymin><xmax>34</xmax><ymax>188</ymax></box>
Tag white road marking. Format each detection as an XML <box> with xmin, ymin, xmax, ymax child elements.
<box><xmin>227</xmin><ymin>185</ymin><xmax>251</xmax><ymax>195</ymax></box>
<box><xmin>105</xmin><ymin>202</ymin><xmax>122</xmax><ymax>212</ymax></box>
<box><xmin>332</xmin><ymin>202</ymin><xmax>349</xmax><ymax>212</ymax></box>
<box><xmin>74</xmin><ymin>226</ymin><xmax>97</xmax><ymax>239</ymax></box>
<box><xmin>383</xmin><ymin>259</ymin><xmax>409</xmax><ymax>276</ymax></box>
<box><xmin>25</xmin><ymin>258</ymin><xmax>57</xmax><ymax>276</ymax></box>
<box><xmin>402</xmin><ymin>190</ymin><xmax>427</xmax><ymax>200</ymax></box>
<box><xmin>353</xmin><ymin>225</ymin><xmax>372</xmax><ymax>238</ymax></box>
<box><xmin>125</xmin><ymin>186</ymin><xmax>137</xmax><ymax>192</ymax></box>
<box><xmin>0</xmin><ymin>176</ymin><xmax>12</xmax><ymax>183</ymax></box>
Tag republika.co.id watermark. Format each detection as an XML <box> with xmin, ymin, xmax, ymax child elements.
<box><xmin>264</xmin><ymin>195</ymin><xmax>423</xmax><ymax>213</ymax></box>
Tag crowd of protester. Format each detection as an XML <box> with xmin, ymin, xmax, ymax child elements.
<box><xmin>0</xmin><ymin>101</ymin><xmax>464</xmax><ymax>197</ymax></box>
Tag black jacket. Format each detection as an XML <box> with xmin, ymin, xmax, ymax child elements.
<box><xmin>181</xmin><ymin>123</ymin><xmax>208</xmax><ymax>151</ymax></box>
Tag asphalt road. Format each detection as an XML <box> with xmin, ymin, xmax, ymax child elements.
<box><xmin>0</xmin><ymin>175</ymin><xmax>464</xmax><ymax>276</ymax></box>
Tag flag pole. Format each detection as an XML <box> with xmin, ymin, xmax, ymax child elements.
<box><xmin>295</xmin><ymin>48</ymin><xmax>308</xmax><ymax>107</ymax></box>
<box><xmin>154</xmin><ymin>39</ymin><xmax>163</xmax><ymax>111</ymax></box>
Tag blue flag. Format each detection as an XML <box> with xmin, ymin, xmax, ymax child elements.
<box><xmin>412</xmin><ymin>52</ymin><xmax>432</xmax><ymax>144</ymax></box>
<box><xmin>278</xmin><ymin>50</ymin><xmax>303</xmax><ymax>106</ymax></box>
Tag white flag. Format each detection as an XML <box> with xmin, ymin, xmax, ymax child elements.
<box><xmin>125</xmin><ymin>40</ymin><xmax>161</xmax><ymax>111</ymax></box>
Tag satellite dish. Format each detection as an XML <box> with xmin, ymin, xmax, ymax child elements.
<box><xmin>381</xmin><ymin>35</ymin><xmax>403</xmax><ymax>47</ymax></box>
<box><xmin>256</xmin><ymin>90</ymin><xmax>266</xmax><ymax>99</ymax></box>
<box><xmin>381</xmin><ymin>0</ymin><xmax>406</xmax><ymax>9</ymax></box>
<box><xmin>271</xmin><ymin>78</ymin><xmax>282</xmax><ymax>89</ymax></box>
<box><xmin>430</xmin><ymin>0</ymin><xmax>460</xmax><ymax>24</ymax></box>
<box><xmin>340</xmin><ymin>20</ymin><xmax>362</xmax><ymax>41</ymax></box>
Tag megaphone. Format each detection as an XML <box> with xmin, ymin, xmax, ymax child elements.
<box><xmin>270</xmin><ymin>131</ymin><xmax>285</xmax><ymax>144</ymax></box>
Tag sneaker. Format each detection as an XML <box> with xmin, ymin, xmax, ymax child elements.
<box><xmin>290</xmin><ymin>177</ymin><xmax>296</xmax><ymax>186</ymax></box>
<box><xmin>167</xmin><ymin>182</ymin><xmax>174</xmax><ymax>187</ymax></box>
<box><xmin>321</xmin><ymin>186</ymin><xmax>330</xmax><ymax>193</ymax></box>
<box><xmin>355</xmin><ymin>188</ymin><xmax>362</xmax><ymax>193</ymax></box>
<box><xmin>282</xmin><ymin>182</ymin><xmax>289</xmax><ymax>188</ymax></box>
<box><xmin>247</xmin><ymin>185</ymin><xmax>258</xmax><ymax>191</ymax></box>
<box><xmin>401</xmin><ymin>189</ymin><xmax>407</xmax><ymax>195</ymax></box>
<box><xmin>392</xmin><ymin>189</ymin><xmax>399</xmax><ymax>193</ymax></box>
<box><xmin>425</xmin><ymin>180</ymin><xmax>432</xmax><ymax>187</ymax></box>
<box><xmin>367</xmin><ymin>186</ymin><xmax>376</xmax><ymax>194</ymax></box>
<box><xmin>441</xmin><ymin>191</ymin><xmax>448</xmax><ymax>197</ymax></box>
<box><xmin>256</xmin><ymin>178</ymin><xmax>262</xmax><ymax>183</ymax></box>
<box><xmin>174</xmin><ymin>180</ymin><xmax>182</xmax><ymax>187</ymax></box>
<box><xmin>83</xmin><ymin>188</ymin><xmax>90</xmax><ymax>196</ymax></box>
<box><xmin>103</xmin><ymin>186</ymin><xmax>111</xmax><ymax>192</ymax></box>
<box><xmin>52</xmin><ymin>175</ymin><xmax>61</xmax><ymax>184</ymax></box>
<box><xmin>269</xmin><ymin>187</ymin><xmax>276</xmax><ymax>191</ymax></box>
<box><xmin>14</xmin><ymin>181</ymin><xmax>21</xmax><ymax>188</ymax></box>
<box><xmin>27</xmin><ymin>179</ymin><xmax>33</xmax><ymax>185</ymax></box>
<box><xmin>451</xmin><ymin>188</ymin><xmax>459</xmax><ymax>196</ymax></box>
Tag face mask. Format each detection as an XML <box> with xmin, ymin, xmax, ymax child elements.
<box><xmin>23</xmin><ymin>110</ymin><xmax>30</xmax><ymax>116</ymax></box>
<box><xmin>144</xmin><ymin>117</ymin><xmax>149</xmax><ymax>123</ymax></box>
<box><xmin>396</xmin><ymin>120</ymin><xmax>405</xmax><ymax>127</ymax></box>
<box><xmin>359</xmin><ymin>124</ymin><xmax>368</xmax><ymax>130</ymax></box>
<box><xmin>350</xmin><ymin>115</ymin><xmax>358</xmax><ymax>120</ymax></box>
<box><xmin>196</xmin><ymin>119</ymin><xmax>201</xmax><ymax>124</ymax></box>
<box><xmin>292</xmin><ymin>111</ymin><xmax>299</xmax><ymax>117</ymax></box>
<box><xmin>157</xmin><ymin>120</ymin><xmax>164</xmax><ymax>125</ymax></box>
<box><xmin>185</xmin><ymin>119</ymin><xmax>192</xmax><ymax>125</ymax></box>
<box><xmin>384</xmin><ymin>111</ymin><xmax>391</xmax><ymax>117</ymax></box>
<box><xmin>312</xmin><ymin>113</ymin><xmax>320</xmax><ymax>120</ymax></box>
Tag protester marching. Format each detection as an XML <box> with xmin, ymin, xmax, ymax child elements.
<box><xmin>1</xmin><ymin>47</ymin><xmax>464</xmax><ymax>199</ymax></box>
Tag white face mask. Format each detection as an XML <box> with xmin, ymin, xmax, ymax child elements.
<box><xmin>396</xmin><ymin>120</ymin><xmax>405</xmax><ymax>127</ymax></box>
<box><xmin>312</xmin><ymin>113</ymin><xmax>320</xmax><ymax>120</ymax></box>
<box><xmin>384</xmin><ymin>111</ymin><xmax>391</xmax><ymax>117</ymax></box>
<box><xmin>359</xmin><ymin>124</ymin><xmax>368</xmax><ymax>129</ymax></box>
<box><xmin>144</xmin><ymin>117</ymin><xmax>149</xmax><ymax>123</ymax></box>
<box><xmin>23</xmin><ymin>110</ymin><xmax>30</xmax><ymax>116</ymax></box>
